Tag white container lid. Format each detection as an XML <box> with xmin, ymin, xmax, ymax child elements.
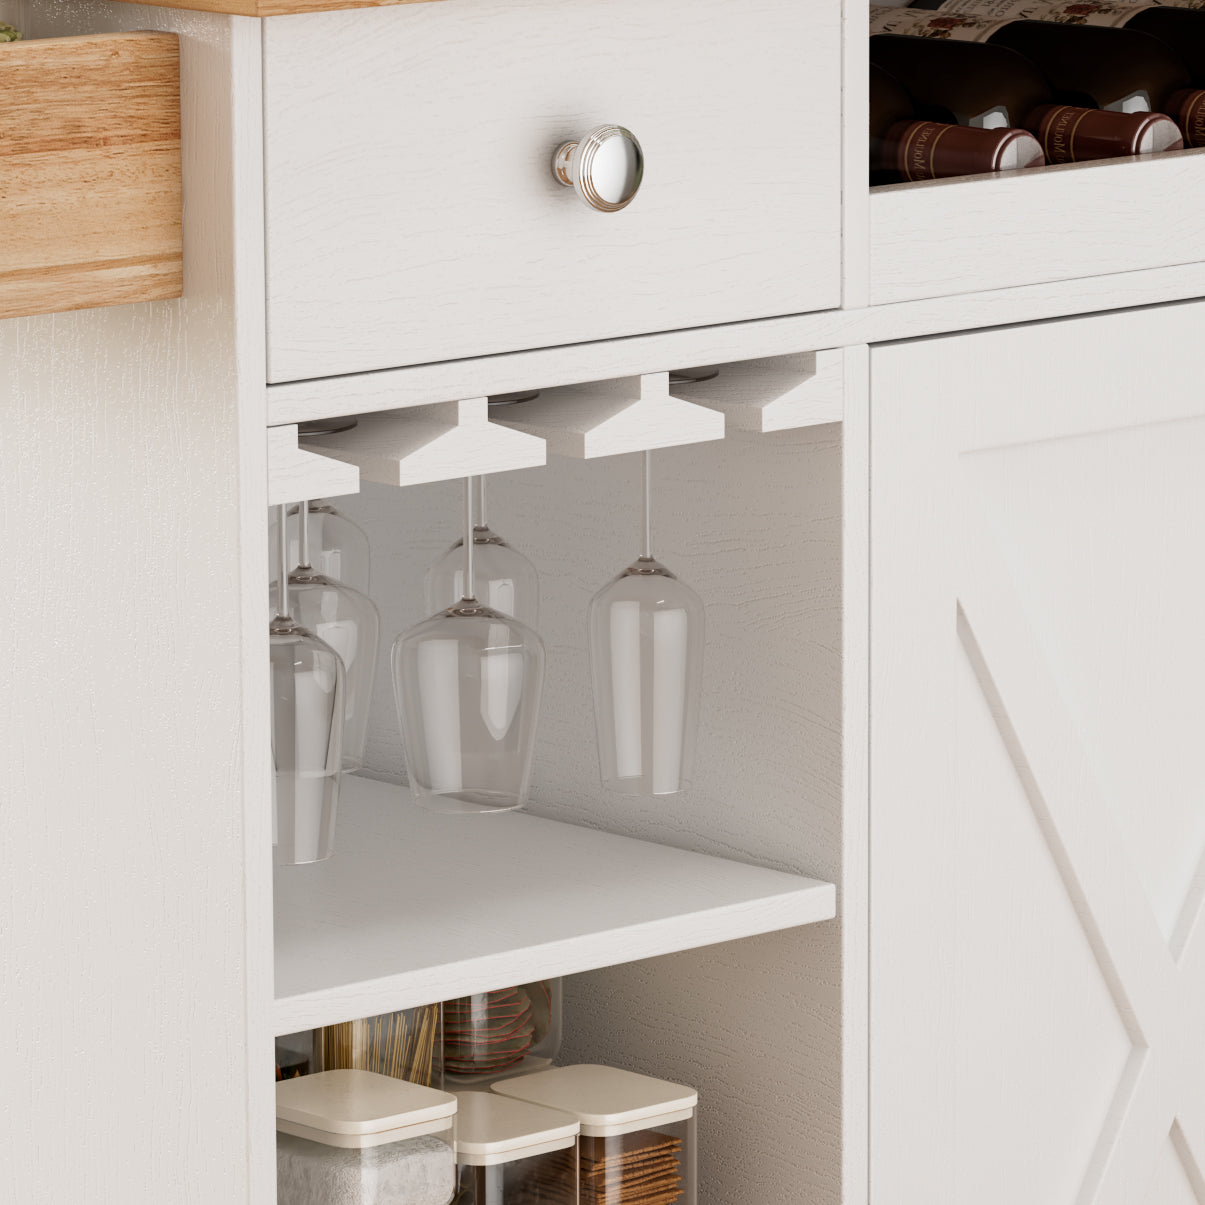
<box><xmin>277</xmin><ymin>1070</ymin><xmax>457</xmax><ymax>1149</ymax></box>
<box><xmin>491</xmin><ymin>1065</ymin><xmax>697</xmax><ymax>1138</ymax></box>
<box><xmin>453</xmin><ymin>1091</ymin><xmax>579</xmax><ymax>1166</ymax></box>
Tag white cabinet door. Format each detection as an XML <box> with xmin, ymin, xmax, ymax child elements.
<box><xmin>869</xmin><ymin>303</ymin><xmax>1205</xmax><ymax>1205</ymax></box>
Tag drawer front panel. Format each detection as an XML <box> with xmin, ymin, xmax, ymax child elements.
<box><xmin>870</xmin><ymin>150</ymin><xmax>1205</xmax><ymax>305</ymax></box>
<box><xmin>263</xmin><ymin>0</ymin><xmax>841</xmax><ymax>383</ymax></box>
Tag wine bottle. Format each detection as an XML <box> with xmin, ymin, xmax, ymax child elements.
<box><xmin>911</xmin><ymin>0</ymin><xmax>1205</xmax><ymax>112</ymax></box>
<box><xmin>871</xmin><ymin>6</ymin><xmax>1205</xmax><ymax>144</ymax></box>
<box><xmin>870</xmin><ymin>63</ymin><xmax>1045</xmax><ymax>182</ymax></box>
<box><xmin>870</xmin><ymin>32</ymin><xmax>1184</xmax><ymax>160</ymax></box>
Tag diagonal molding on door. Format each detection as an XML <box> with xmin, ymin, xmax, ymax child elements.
<box><xmin>955</xmin><ymin>511</ymin><xmax>1205</xmax><ymax>1205</ymax></box>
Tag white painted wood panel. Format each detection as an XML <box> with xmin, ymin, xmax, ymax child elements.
<box><xmin>274</xmin><ymin>775</ymin><xmax>835</xmax><ymax>1034</ymax></box>
<box><xmin>269</xmin><ymin>424</ymin><xmax>361</xmax><ymax>505</ymax></box>
<box><xmin>870</xmin><ymin>303</ymin><xmax>1205</xmax><ymax>1205</ymax></box>
<box><xmin>338</xmin><ymin>424</ymin><xmax>852</xmax><ymax>1204</ymax></box>
<box><xmin>493</xmin><ymin>373</ymin><xmax>724</xmax><ymax>458</ymax></box>
<box><xmin>870</xmin><ymin>149</ymin><xmax>1205</xmax><ymax>305</ymax></box>
<box><xmin>0</xmin><ymin>4</ymin><xmax>274</xmax><ymax>1203</ymax></box>
<box><xmin>265</xmin><ymin>260</ymin><xmax>1205</xmax><ymax>426</ymax></box>
<box><xmin>299</xmin><ymin>399</ymin><xmax>546</xmax><ymax>486</ymax></box>
<box><xmin>261</xmin><ymin>0</ymin><xmax>841</xmax><ymax>382</ymax></box>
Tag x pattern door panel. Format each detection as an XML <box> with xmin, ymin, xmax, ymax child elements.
<box><xmin>870</xmin><ymin>303</ymin><xmax>1205</xmax><ymax>1205</ymax></box>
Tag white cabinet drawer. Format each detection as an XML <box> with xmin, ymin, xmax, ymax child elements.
<box><xmin>870</xmin><ymin>149</ymin><xmax>1205</xmax><ymax>305</ymax></box>
<box><xmin>262</xmin><ymin>0</ymin><xmax>841</xmax><ymax>384</ymax></box>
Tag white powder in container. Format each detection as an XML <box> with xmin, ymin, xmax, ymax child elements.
<box><xmin>277</xmin><ymin>1132</ymin><xmax>455</xmax><ymax>1205</ymax></box>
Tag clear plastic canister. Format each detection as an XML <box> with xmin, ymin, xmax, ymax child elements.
<box><xmin>314</xmin><ymin>1004</ymin><xmax>444</xmax><ymax>1087</ymax></box>
<box><xmin>277</xmin><ymin>1069</ymin><xmax>457</xmax><ymax>1205</ymax></box>
<box><xmin>452</xmin><ymin>1090</ymin><xmax>579</xmax><ymax>1204</ymax></box>
<box><xmin>443</xmin><ymin>980</ymin><xmax>562</xmax><ymax>1085</ymax></box>
<box><xmin>492</xmin><ymin>1064</ymin><xmax>697</xmax><ymax>1205</ymax></box>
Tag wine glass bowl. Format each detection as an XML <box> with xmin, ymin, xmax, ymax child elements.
<box><xmin>588</xmin><ymin>555</ymin><xmax>704</xmax><ymax>797</ymax></box>
<box><xmin>287</xmin><ymin>565</ymin><xmax>379</xmax><ymax>774</ymax></box>
<box><xmin>271</xmin><ymin>617</ymin><xmax>345</xmax><ymax>865</ymax></box>
<box><xmin>587</xmin><ymin>452</ymin><xmax>705</xmax><ymax>797</ymax></box>
<box><xmin>393</xmin><ymin>600</ymin><xmax>545</xmax><ymax>814</ymax></box>
<box><xmin>395</xmin><ymin>477</ymin><xmax>546</xmax><ymax>814</ymax></box>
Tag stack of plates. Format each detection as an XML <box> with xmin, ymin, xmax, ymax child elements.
<box><xmin>443</xmin><ymin>986</ymin><xmax>537</xmax><ymax>1077</ymax></box>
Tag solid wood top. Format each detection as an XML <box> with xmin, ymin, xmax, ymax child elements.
<box><xmin>273</xmin><ymin>776</ymin><xmax>836</xmax><ymax>1034</ymax></box>
<box><xmin>0</xmin><ymin>31</ymin><xmax>182</xmax><ymax>321</ymax></box>
<box><xmin>126</xmin><ymin>0</ymin><xmax>440</xmax><ymax>16</ymax></box>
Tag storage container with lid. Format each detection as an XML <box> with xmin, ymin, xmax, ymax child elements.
<box><xmin>451</xmin><ymin>1090</ymin><xmax>580</xmax><ymax>1204</ymax></box>
<box><xmin>277</xmin><ymin>1068</ymin><xmax>457</xmax><ymax>1205</ymax></box>
<box><xmin>443</xmin><ymin>980</ymin><xmax>561</xmax><ymax>1085</ymax></box>
<box><xmin>492</xmin><ymin>1065</ymin><xmax>698</xmax><ymax>1205</ymax></box>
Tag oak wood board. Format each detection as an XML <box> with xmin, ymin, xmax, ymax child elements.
<box><xmin>0</xmin><ymin>32</ymin><xmax>182</xmax><ymax>320</ymax></box>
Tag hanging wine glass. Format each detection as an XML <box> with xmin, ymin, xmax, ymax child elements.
<box><xmin>393</xmin><ymin>476</ymin><xmax>546</xmax><ymax>814</ymax></box>
<box><xmin>270</xmin><ymin>504</ymin><xmax>345</xmax><ymax>866</ymax></box>
<box><xmin>424</xmin><ymin>476</ymin><xmax>540</xmax><ymax>627</ymax></box>
<box><xmin>270</xmin><ymin>498</ymin><xmax>371</xmax><ymax>596</ymax></box>
<box><xmin>588</xmin><ymin>451</ymin><xmax>705</xmax><ymax>796</ymax></box>
<box><xmin>285</xmin><ymin>501</ymin><xmax>381</xmax><ymax>772</ymax></box>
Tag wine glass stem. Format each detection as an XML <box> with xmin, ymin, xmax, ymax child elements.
<box><xmin>642</xmin><ymin>450</ymin><xmax>653</xmax><ymax>560</ymax></box>
<box><xmin>463</xmin><ymin>476</ymin><xmax>476</xmax><ymax>602</ymax></box>
<box><xmin>298</xmin><ymin>499</ymin><xmax>311</xmax><ymax>570</ymax></box>
<box><xmin>276</xmin><ymin>504</ymin><xmax>290</xmax><ymax>620</ymax></box>
<box><xmin>477</xmin><ymin>476</ymin><xmax>488</xmax><ymax>530</ymax></box>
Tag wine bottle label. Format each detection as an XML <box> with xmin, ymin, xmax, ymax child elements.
<box><xmin>1028</xmin><ymin>103</ymin><xmax>1184</xmax><ymax>158</ymax></box>
<box><xmin>918</xmin><ymin>0</ymin><xmax>1161</xmax><ymax>25</ymax></box>
<box><xmin>884</xmin><ymin>120</ymin><xmax>1045</xmax><ymax>178</ymax></box>
<box><xmin>1168</xmin><ymin>87</ymin><xmax>1205</xmax><ymax>144</ymax></box>
<box><xmin>869</xmin><ymin>6</ymin><xmax>1013</xmax><ymax>37</ymax></box>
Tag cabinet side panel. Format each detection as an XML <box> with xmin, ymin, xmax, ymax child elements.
<box><xmin>0</xmin><ymin>7</ymin><xmax>271</xmax><ymax>1204</ymax></box>
<box><xmin>345</xmin><ymin>427</ymin><xmax>845</xmax><ymax>1204</ymax></box>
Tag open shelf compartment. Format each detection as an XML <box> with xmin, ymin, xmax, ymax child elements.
<box><xmin>274</xmin><ymin>775</ymin><xmax>836</xmax><ymax>1034</ymax></box>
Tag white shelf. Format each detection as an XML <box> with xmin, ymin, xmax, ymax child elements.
<box><xmin>273</xmin><ymin>776</ymin><xmax>836</xmax><ymax>1035</ymax></box>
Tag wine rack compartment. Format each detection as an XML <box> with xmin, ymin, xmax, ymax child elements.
<box><xmin>0</xmin><ymin>32</ymin><xmax>182</xmax><ymax>322</ymax></box>
<box><xmin>869</xmin><ymin>148</ymin><xmax>1205</xmax><ymax>305</ymax></box>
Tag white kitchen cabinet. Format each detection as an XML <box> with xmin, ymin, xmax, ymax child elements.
<box><xmin>3</xmin><ymin>0</ymin><xmax>1204</xmax><ymax>1203</ymax></box>
<box><xmin>869</xmin><ymin>302</ymin><xmax>1205</xmax><ymax>1205</ymax></box>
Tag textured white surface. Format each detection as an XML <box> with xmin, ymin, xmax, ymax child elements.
<box><xmin>300</xmin><ymin>399</ymin><xmax>546</xmax><ymax>487</ymax></box>
<box><xmin>269</xmin><ymin>424</ymin><xmax>361</xmax><ymax>506</ymax></box>
<box><xmin>671</xmin><ymin>350</ymin><xmax>845</xmax><ymax>432</ymax></box>
<box><xmin>0</xmin><ymin>4</ymin><xmax>274</xmax><ymax>1204</ymax></box>
<box><xmin>493</xmin><ymin>374</ymin><xmax>724</xmax><ymax>459</ymax></box>
<box><xmin>265</xmin><ymin>259</ymin><xmax>1205</xmax><ymax>426</ymax></box>
<box><xmin>870</xmin><ymin>149</ymin><xmax>1205</xmax><ymax>305</ymax></box>
<box><xmin>339</xmin><ymin>426</ymin><xmax>848</xmax><ymax>1204</ymax></box>
<box><xmin>273</xmin><ymin>775</ymin><xmax>835</xmax><ymax>1034</ymax></box>
<box><xmin>261</xmin><ymin>0</ymin><xmax>841</xmax><ymax>380</ymax></box>
<box><xmin>870</xmin><ymin>304</ymin><xmax>1205</xmax><ymax>1205</ymax></box>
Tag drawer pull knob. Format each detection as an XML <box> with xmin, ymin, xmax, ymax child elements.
<box><xmin>553</xmin><ymin>125</ymin><xmax>643</xmax><ymax>212</ymax></box>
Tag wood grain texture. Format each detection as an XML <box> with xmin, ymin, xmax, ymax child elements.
<box><xmin>273</xmin><ymin>776</ymin><xmax>836</xmax><ymax>1033</ymax></box>
<box><xmin>261</xmin><ymin>0</ymin><xmax>841</xmax><ymax>381</ymax></box>
<box><xmin>268</xmin><ymin>424</ymin><xmax>361</xmax><ymax>505</ymax></box>
<box><xmin>339</xmin><ymin>425</ymin><xmax>848</xmax><ymax>1204</ymax></box>
<box><xmin>264</xmin><ymin>259</ymin><xmax>1205</xmax><ymax>426</ymax></box>
<box><xmin>869</xmin><ymin>303</ymin><xmax>1205</xmax><ymax>1205</ymax></box>
<box><xmin>1</xmin><ymin>6</ymin><xmax>273</xmax><ymax>1203</ymax></box>
<box><xmin>0</xmin><ymin>32</ymin><xmax>182</xmax><ymax>320</ymax></box>
<box><xmin>129</xmin><ymin>0</ymin><xmax>439</xmax><ymax>16</ymax></box>
<box><xmin>870</xmin><ymin>148</ymin><xmax>1205</xmax><ymax>305</ymax></box>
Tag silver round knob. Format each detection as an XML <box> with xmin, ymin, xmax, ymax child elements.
<box><xmin>553</xmin><ymin>125</ymin><xmax>644</xmax><ymax>213</ymax></box>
